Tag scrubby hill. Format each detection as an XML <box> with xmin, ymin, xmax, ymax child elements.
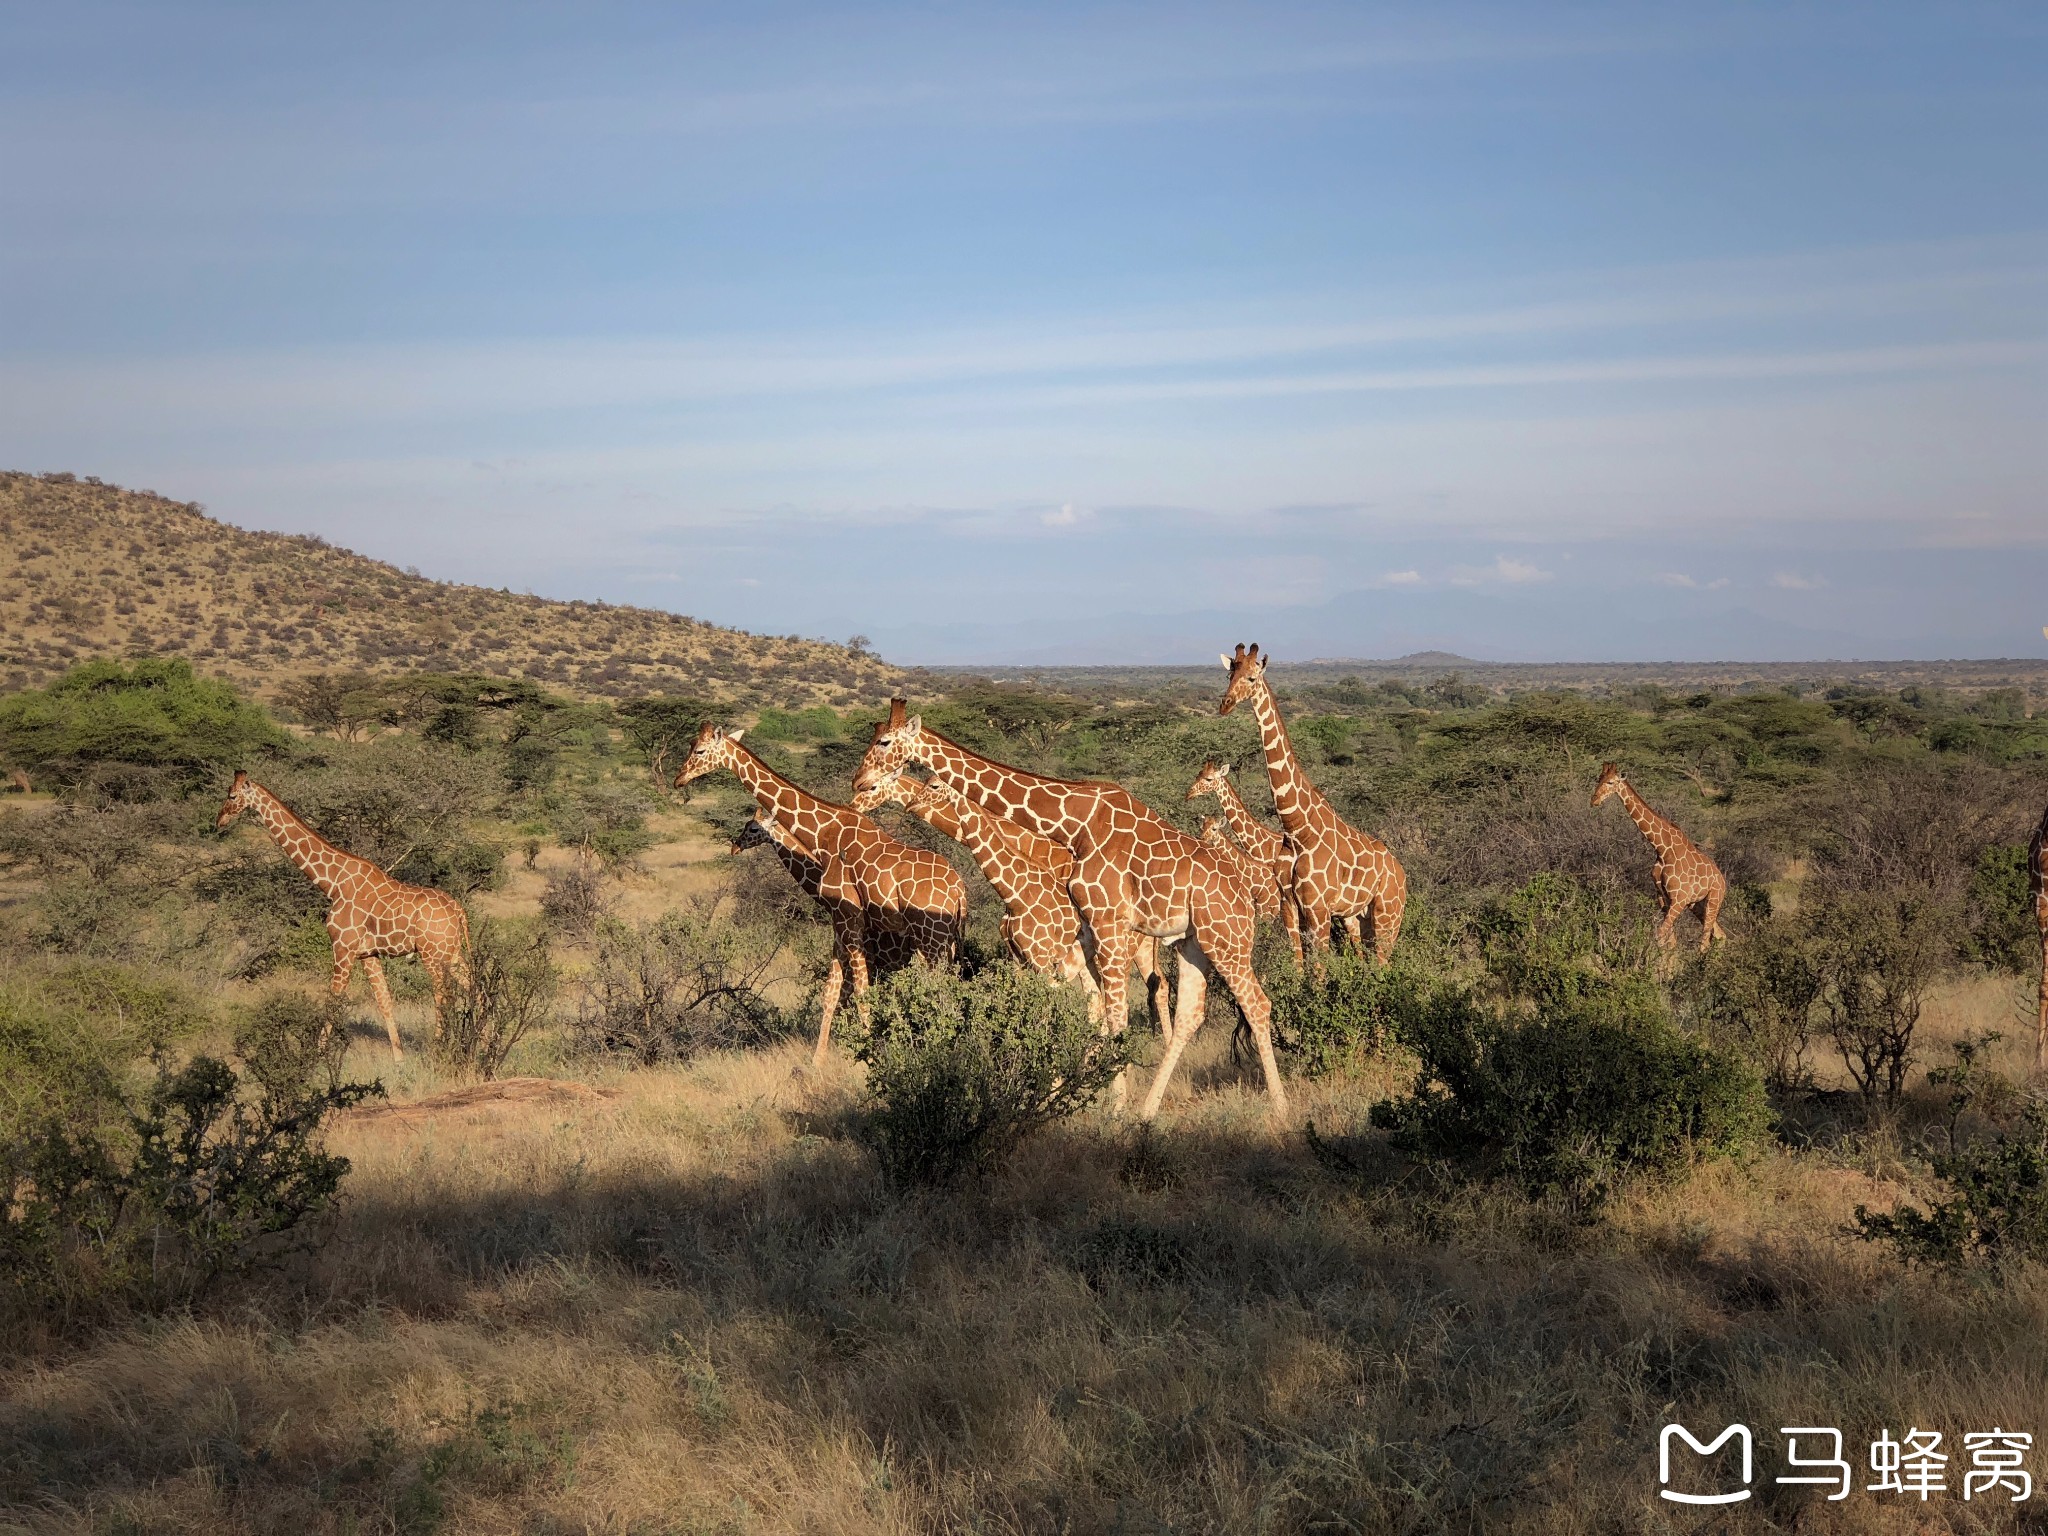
<box><xmin>0</xmin><ymin>472</ymin><xmax>907</xmax><ymax>708</ymax></box>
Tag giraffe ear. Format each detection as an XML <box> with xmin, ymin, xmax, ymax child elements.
<box><xmin>728</xmin><ymin>727</ymin><xmax>746</xmax><ymax>743</ymax></box>
<box><xmin>1220</xmin><ymin>762</ymin><xmax>1232</xmax><ymax>777</ymax></box>
<box><xmin>1219</xmin><ymin>653</ymin><xmax>1232</xmax><ymax>668</ymax></box>
<box><xmin>905</xmin><ymin>714</ymin><xmax>922</xmax><ymax>733</ymax></box>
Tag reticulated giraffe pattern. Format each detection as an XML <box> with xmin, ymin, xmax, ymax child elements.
<box><xmin>1592</xmin><ymin>761</ymin><xmax>1727</xmax><ymax>954</ymax></box>
<box><xmin>852</xmin><ymin>764</ymin><xmax>1174</xmax><ymax>1043</ymax></box>
<box><xmin>855</xmin><ymin>699</ymin><xmax>1286</xmax><ymax>1120</ymax></box>
<box><xmin>676</xmin><ymin>723</ymin><xmax>966</xmax><ymax>1064</ymax></box>
<box><xmin>1187</xmin><ymin>759</ymin><xmax>1305</xmax><ymax>963</ymax></box>
<box><xmin>216</xmin><ymin>769</ymin><xmax>469</xmax><ymax>1060</ymax></box>
<box><xmin>730</xmin><ymin>817</ymin><xmax>922</xmax><ymax>978</ymax></box>
<box><xmin>1219</xmin><ymin>644</ymin><xmax>1406</xmax><ymax>959</ymax></box>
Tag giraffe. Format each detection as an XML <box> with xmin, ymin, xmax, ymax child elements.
<box><xmin>1219</xmin><ymin>644</ymin><xmax>1406</xmax><ymax>959</ymax></box>
<box><xmin>1187</xmin><ymin>760</ymin><xmax>1305</xmax><ymax>963</ymax></box>
<box><xmin>215</xmin><ymin>770</ymin><xmax>468</xmax><ymax>1060</ymax></box>
<box><xmin>729</xmin><ymin>817</ymin><xmax>921</xmax><ymax>977</ymax></box>
<box><xmin>2028</xmin><ymin>800</ymin><xmax>2047</xmax><ymax>1070</ymax></box>
<box><xmin>676</xmin><ymin>723</ymin><xmax>966</xmax><ymax>1065</ymax></box>
<box><xmin>851</xmin><ymin>763</ymin><xmax>1175</xmax><ymax>1042</ymax></box>
<box><xmin>1592</xmin><ymin>761</ymin><xmax>1727</xmax><ymax>954</ymax></box>
<box><xmin>854</xmin><ymin>700</ymin><xmax>1288</xmax><ymax>1120</ymax></box>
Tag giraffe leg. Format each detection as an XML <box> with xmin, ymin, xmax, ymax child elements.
<box><xmin>1138</xmin><ymin>937</ymin><xmax>1207</xmax><ymax>1121</ymax></box>
<box><xmin>1283</xmin><ymin>899</ymin><xmax>1305</xmax><ymax>968</ymax></box>
<box><xmin>421</xmin><ymin>952</ymin><xmax>453</xmax><ymax>1045</ymax></box>
<box><xmin>2035</xmin><ymin>932</ymin><xmax>2047</xmax><ymax>1074</ymax></box>
<box><xmin>1342</xmin><ymin>914</ymin><xmax>1364</xmax><ymax>952</ymax></box>
<box><xmin>361</xmin><ymin>956</ymin><xmax>403</xmax><ymax>1061</ymax></box>
<box><xmin>326</xmin><ymin>950</ymin><xmax>355</xmax><ymax>1047</ymax></box>
<box><xmin>1085</xmin><ymin>925</ymin><xmax>1138</xmax><ymax>1113</ymax></box>
<box><xmin>815</xmin><ymin>951</ymin><xmax>847</xmax><ymax>1067</ymax></box>
<box><xmin>1699</xmin><ymin>887</ymin><xmax>1725</xmax><ymax>954</ymax></box>
<box><xmin>1655</xmin><ymin>900</ymin><xmax>1680</xmax><ymax>951</ymax></box>
<box><xmin>1136</xmin><ymin>936</ymin><xmax>1173</xmax><ymax>1044</ymax></box>
<box><xmin>1205</xmin><ymin>933</ymin><xmax>1289</xmax><ymax>1119</ymax></box>
<box><xmin>1372</xmin><ymin>890</ymin><xmax>1404</xmax><ymax>962</ymax></box>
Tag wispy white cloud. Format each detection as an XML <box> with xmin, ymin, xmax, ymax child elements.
<box><xmin>1655</xmin><ymin>572</ymin><xmax>1730</xmax><ymax>589</ymax></box>
<box><xmin>1771</xmin><ymin>571</ymin><xmax>1826</xmax><ymax>590</ymax></box>
<box><xmin>1447</xmin><ymin>555</ymin><xmax>1554</xmax><ymax>587</ymax></box>
<box><xmin>1380</xmin><ymin>569</ymin><xmax>1424</xmax><ymax>586</ymax></box>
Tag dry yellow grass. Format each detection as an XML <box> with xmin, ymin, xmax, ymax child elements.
<box><xmin>0</xmin><ymin>471</ymin><xmax>908</xmax><ymax>708</ymax></box>
<box><xmin>4</xmin><ymin>1005</ymin><xmax>2047</xmax><ymax>1534</ymax></box>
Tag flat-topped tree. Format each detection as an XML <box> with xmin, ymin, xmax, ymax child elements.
<box><xmin>1591</xmin><ymin>761</ymin><xmax>1727</xmax><ymax>954</ymax></box>
<box><xmin>1219</xmin><ymin>644</ymin><xmax>1406</xmax><ymax>958</ymax></box>
<box><xmin>2028</xmin><ymin>800</ymin><xmax>2047</xmax><ymax>1069</ymax></box>
<box><xmin>676</xmin><ymin>723</ymin><xmax>965</xmax><ymax>1065</ymax></box>
<box><xmin>854</xmin><ymin>699</ymin><xmax>1287</xmax><ymax>1120</ymax></box>
<box><xmin>853</xmin><ymin>764</ymin><xmax>1173</xmax><ymax>1044</ymax></box>
<box><xmin>215</xmin><ymin>770</ymin><xmax>469</xmax><ymax>1060</ymax></box>
<box><xmin>1187</xmin><ymin>759</ymin><xmax>1305</xmax><ymax>964</ymax></box>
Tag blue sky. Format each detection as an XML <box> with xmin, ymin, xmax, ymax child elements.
<box><xmin>3</xmin><ymin>2</ymin><xmax>2044</xmax><ymax>662</ymax></box>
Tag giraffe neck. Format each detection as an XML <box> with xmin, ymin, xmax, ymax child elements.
<box><xmin>1211</xmin><ymin>774</ymin><xmax>1269</xmax><ymax>848</ymax></box>
<box><xmin>1247</xmin><ymin>678</ymin><xmax>1323</xmax><ymax>831</ymax></box>
<box><xmin>243</xmin><ymin>782</ymin><xmax>366</xmax><ymax>899</ymax></box>
<box><xmin>722</xmin><ymin>746</ymin><xmax>850</xmax><ymax>850</ymax></box>
<box><xmin>912</xmin><ymin>731</ymin><xmax>1093</xmax><ymax>844</ymax></box>
<box><xmin>917</xmin><ymin>783</ymin><xmax>1061</xmax><ymax>897</ymax></box>
<box><xmin>1614</xmin><ymin>778</ymin><xmax>1681</xmax><ymax>858</ymax></box>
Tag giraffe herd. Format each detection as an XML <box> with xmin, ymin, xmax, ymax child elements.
<box><xmin>216</xmin><ymin>643</ymin><xmax>2048</xmax><ymax>1099</ymax></box>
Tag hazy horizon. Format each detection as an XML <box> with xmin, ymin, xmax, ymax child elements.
<box><xmin>4</xmin><ymin>3</ymin><xmax>2043</xmax><ymax>665</ymax></box>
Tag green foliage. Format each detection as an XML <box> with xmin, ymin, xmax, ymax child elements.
<box><xmin>0</xmin><ymin>997</ymin><xmax>377</xmax><ymax>1325</ymax></box>
<box><xmin>434</xmin><ymin>918</ymin><xmax>556</xmax><ymax>1081</ymax></box>
<box><xmin>1266</xmin><ymin>950</ymin><xmax>1426</xmax><ymax>1078</ymax></box>
<box><xmin>855</xmin><ymin>961</ymin><xmax>1133</xmax><ymax>1187</ymax></box>
<box><xmin>1474</xmin><ymin>872</ymin><xmax>1660</xmax><ymax>1019</ymax></box>
<box><xmin>572</xmin><ymin>905</ymin><xmax>790</xmax><ymax>1066</ymax></box>
<box><xmin>0</xmin><ymin>963</ymin><xmax>210</xmax><ymax>1142</ymax></box>
<box><xmin>1856</xmin><ymin>1106</ymin><xmax>2048</xmax><ymax>1271</ymax></box>
<box><xmin>1371</xmin><ymin>986</ymin><xmax>1769</xmax><ymax>1206</ymax></box>
<box><xmin>1809</xmin><ymin>891</ymin><xmax>1949</xmax><ymax>1103</ymax></box>
<box><xmin>1965</xmin><ymin>843</ymin><xmax>2037</xmax><ymax>974</ymax></box>
<box><xmin>749</xmin><ymin>704</ymin><xmax>844</xmax><ymax>742</ymax></box>
<box><xmin>545</xmin><ymin>782</ymin><xmax>654</xmax><ymax>867</ymax></box>
<box><xmin>259</xmin><ymin>738</ymin><xmax>503</xmax><ymax>895</ymax></box>
<box><xmin>617</xmin><ymin>694</ymin><xmax>717</xmax><ymax>785</ymax></box>
<box><xmin>1671</xmin><ymin>913</ymin><xmax>1823</xmax><ymax>1091</ymax></box>
<box><xmin>0</xmin><ymin>658</ymin><xmax>287</xmax><ymax>780</ymax></box>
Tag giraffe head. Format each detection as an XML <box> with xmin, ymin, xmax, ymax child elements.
<box><xmin>1186</xmin><ymin>759</ymin><xmax>1233</xmax><ymax>803</ymax></box>
<box><xmin>1591</xmin><ymin>761</ymin><xmax>1623</xmax><ymax>807</ymax></box>
<box><xmin>1218</xmin><ymin>642</ymin><xmax>1267</xmax><ymax>715</ymax></box>
<box><xmin>853</xmin><ymin>698</ymin><xmax>928</xmax><ymax>798</ymax></box>
<box><xmin>674</xmin><ymin>722</ymin><xmax>747</xmax><ymax>789</ymax></box>
<box><xmin>849</xmin><ymin>758</ymin><xmax>916</xmax><ymax>815</ymax></box>
<box><xmin>1198</xmin><ymin>815</ymin><xmax>1232</xmax><ymax>850</ymax></box>
<box><xmin>729</xmin><ymin>818</ymin><xmax>773</xmax><ymax>856</ymax></box>
<box><xmin>215</xmin><ymin>769</ymin><xmax>257</xmax><ymax>831</ymax></box>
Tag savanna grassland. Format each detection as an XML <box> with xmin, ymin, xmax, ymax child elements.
<box><xmin>4</xmin><ymin>536</ymin><xmax>2048</xmax><ymax>1532</ymax></box>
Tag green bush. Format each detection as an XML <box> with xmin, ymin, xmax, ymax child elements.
<box><xmin>1371</xmin><ymin>986</ymin><xmax>1770</xmax><ymax>1206</ymax></box>
<box><xmin>0</xmin><ymin>963</ymin><xmax>210</xmax><ymax>1143</ymax></box>
<box><xmin>0</xmin><ymin>658</ymin><xmax>287</xmax><ymax>782</ymax></box>
<box><xmin>1670</xmin><ymin>914</ymin><xmax>1823</xmax><ymax>1092</ymax></box>
<box><xmin>1965</xmin><ymin>843</ymin><xmax>2037</xmax><ymax>974</ymax></box>
<box><xmin>1266</xmin><ymin>949</ymin><xmax>1426</xmax><ymax>1077</ymax></box>
<box><xmin>855</xmin><ymin>962</ymin><xmax>1132</xmax><ymax>1187</ymax></box>
<box><xmin>1855</xmin><ymin>1105</ymin><xmax>2048</xmax><ymax>1271</ymax></box>
<box><xmin>750</xmin><ymin>705</ymin><xmax>843</xmax><ymax>742</ymax></box>
<box><xmin>1474</xmin><ymin>872</ymin><xmax>1660</xmax><ymax>1018</ymax></box>
<box><xmin>0</xmin><ymin>989</ymin><xmax>376</xmax><ymax>1326</ymax></box>
<box><xmin>434</xmin><ymin>917</ymin><xmax>556</xmax><ymax>1081</ymax></box>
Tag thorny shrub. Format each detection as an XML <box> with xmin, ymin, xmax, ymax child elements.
<box><xmin>572</xmin><ymin>904</ymin><xmax>790</xmax><ymax>1067</ymax></box>
<box><xmin>433</xmin><ymin>917</ymin><xmax>556</xmax><ymax>1080</ymax></box>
